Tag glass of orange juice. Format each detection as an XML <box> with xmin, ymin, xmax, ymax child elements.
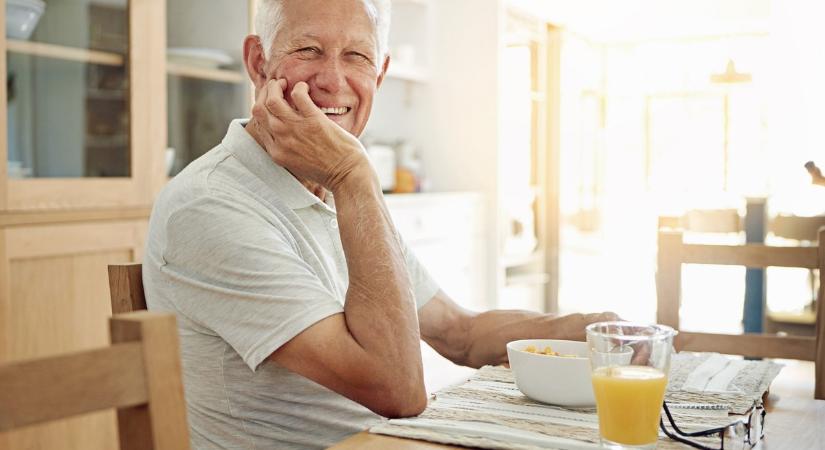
<box><xmin>586</xmin><ymin>322</ymin><xmax>676</xmax><ymax>449</ymax></box>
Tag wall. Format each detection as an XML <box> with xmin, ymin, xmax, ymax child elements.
<box><xmin>377</xmin><ymin>0</ymin><xmax>503</xmax><ymax>307</ymax></box>
<box><xmin>367</xmin><ymin>0</ymin><xmax>504</xmax><ymax>309</ymax></box>
<box><xmin>431</xmin><ymin>0</ymin><xmax>503</xmax><ymax>309</ymax></box>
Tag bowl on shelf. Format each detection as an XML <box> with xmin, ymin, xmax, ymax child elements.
<box><xmin>506</xmin><ymin>339</ymin><xmax>632</xmax><ymax>407</ymax></box>
<box><xmin>6</xmin><ymin>0</ymin><xmax>45</xmax><ymax>40</ymax></box>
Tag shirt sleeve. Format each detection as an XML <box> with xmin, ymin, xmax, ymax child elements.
<box><xmin>161</xmin><ymin>194</ymin><xmax>344</xmax><ymax>372</ymax></box>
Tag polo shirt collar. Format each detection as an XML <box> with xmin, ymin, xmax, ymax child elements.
<box><xmin>221</xmin><ymin>119</ymin><xmax>323</xmax><ymax>210</ymax></box>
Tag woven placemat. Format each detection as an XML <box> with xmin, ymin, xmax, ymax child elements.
<box><xmin>370</xmin><ymin>353</ymin><xmax>781</xmax><ymax>449</ymax></box>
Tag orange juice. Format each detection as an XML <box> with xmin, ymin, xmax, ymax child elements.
<box><xmin>591</xmin><ymin>365</ymin><xmax>667</xmax><ymax>446</ymax></box>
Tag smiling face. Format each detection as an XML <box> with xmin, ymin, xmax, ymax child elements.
<box><xmin>255</xmin><ymin>0</ymin><xmax>388</xmax><ymax>137</ymax></box>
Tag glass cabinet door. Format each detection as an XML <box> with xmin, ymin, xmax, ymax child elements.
<box><xmin>6</xmin><ymin>0</ymin><xmax>130</xmax><ymax>179</ymax></box>
<box><xmin>2</xmin><ymin>0</ymin><xmax>166</xmax><ymax>211</ymax></box>
<box><xmin>166</xmin><ymin>0</ymin><xmax>251</xmax><ymax>177</ymax></box>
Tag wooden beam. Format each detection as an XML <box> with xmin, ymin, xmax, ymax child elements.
<box><xmin>112</xmin><ymin>312</ymin><xmax>190</xmax><ymax>450</ymax></box>
<box><xmin>130</xmin><ymin>0</ymin><xmax>168</xmax><ymax>207</ymax></box>
<box><xmin>682</xmin><ymin>243</ymin><xmax>818</xmax><ymax>269</ymax></box>
<box><xmin>6</xmin><ymin>39</ymin><xmax>124</xmax><ymax>66</ymax></box>
<box><xmin>676</xmin><ymin>332</ymin><xmax>816</xmax><ymax>361</ymax></box>
<box><xmin>0</xmin><ymin>343</ymin><xmax>146</xmax><ymax>431</ymax></box>
<box><xmin>815</xmin><ymin>229</ymin><xmax>825</xmax><ymax>399</ymax></box>
<box><xmin>166</xmin><ymin>63</ymin><xmax>245</xmax><ymax>84</ymax></box>
<box><xmin>109</xmin><ymin>263</ymin><xmax>146</xmax><ymax>313</ymax></box>
<box><xmin>543</xmin><ymin>24</ymin><xmax>562</xmax><ymax>314</ymax></box>
<box><xmin>657</xmin><ymin>231</ymin><xmax>682</xmax><ymax>329</ymax></box>
<box><xmin>0</xmin><ymin>206</ymin><xmax>151</xmax><ymax>227</ymax></box>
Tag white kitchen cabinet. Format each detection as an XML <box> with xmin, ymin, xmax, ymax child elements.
<box><xmin>386</xmin><ymin>192</ymin><xmax>486</xmax><ymax>311</ymax></box>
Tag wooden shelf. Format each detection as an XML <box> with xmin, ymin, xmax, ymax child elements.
<box><xmin>768</xmin><ymin>310</ymin><xmax>816</xmax><ymax>325</ymax></box>
<box><xmin>166</xmin><ymin>62</ymin><xmax>245</xmax><ymax>84</ymax></box>
<box><xmin>6</xmin><ymin>39</ymin><xmax>124</xmax><ymax>66</ymax></box>
<box><xmin>0</xmin><ymin>206</ymin><xmax>152</xmax><ymax>227</ymax></box>
<box><xmin>86</xmin><ymin>89</ymin><xmax>126</xmax><ymax>101</ymax></box>
<box><xmin>86</xmin><ymin>134</ymin><xmax>128</xmax><ymax>148</ymax></box>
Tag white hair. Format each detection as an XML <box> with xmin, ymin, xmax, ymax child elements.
<box><xmin>255</xmin><ymin>0</ymin><xmax>391</xmax><ymax>67</ymax></box>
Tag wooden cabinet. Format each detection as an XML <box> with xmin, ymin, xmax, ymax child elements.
<box><xmin>0</xmin><ymin>219</ymin><xmax>147</xmax><ymax>449</ymax></box>
<box><xmin>2</xmin><ymin>0</ymin><xmax>166</xmax><ymax>210</ymax></box>
<box><xmin>0</xmin><ymin>1</ymin><xmax>253</xmax><ymax>448</ymax></box>
<box><xmin>0</xmin><ymin>2</ymin><xmax>484</xmax><ymax>448</ymax></box>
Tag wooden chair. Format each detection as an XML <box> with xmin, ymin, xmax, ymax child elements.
<box><xmin>0</xmin><ymin>311</ymin><xmax>190</xmax><ymax>449</ymax></box>
<box><xmin>658</xmin><ymin>209</ymin><xmax>743</xmax><ymax>234</ymax></box>
<box><xmin>683</xmin><ymin>208</ymin><xmax>742</xmax><ymax>234</ymax></box>
<box><xmin>770</xmin><ymin>214</ymin><xmax>825</xmax><ymax>242</ymax></box>
<box><xmin>109</xmin><ymin>263</ymin><xmax>146</xmax><ymax>313</ymax></box>
<box><xmin>657</xmin><ymin>230</ymin><xmax>825</xmax><ymax>400</ymax></box>
<box><xmin>765</xmin><ymin>215</ymin><xmax>825</xmax><ymax>335</ymax></box>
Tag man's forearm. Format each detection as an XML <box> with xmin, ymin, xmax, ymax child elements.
<box><xmin>332</xmin><ymin>170</ymin><xmax>424</xmax><ymax>401</ymax></box>
<box><xmin>457</xmin><ymin>310</ymin><xmax>614</xmax><ymax>368</ymax></box>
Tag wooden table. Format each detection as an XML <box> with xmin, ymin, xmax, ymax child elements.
<box><xmin>330</xmin><ymin>361</ymin><xmax>824</xmax><ymax>449</ymax></box>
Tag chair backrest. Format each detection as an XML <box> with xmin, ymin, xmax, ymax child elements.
<box><xmin>770</xmin><ymin>214</ymin><xmax>825</xmax><ymax>242</ymax></box>
<box><xmin>683</xmin><ymin>208</ymin><xmax>742</xmax><ymax>234</ymax></box>
<box><xmin>109</xmin><ymin>263</ymin><xmax>147</xmax><ymax>313</ymax></box>
<box><xmin>0</xmin><ymin>312</ymin><xmax>190</xmax><ymax>449</ymax></box>
<box><xmin>657</xmin><ymin>229</ymin><xmax>825</xmax><ymax>400</ymax></box>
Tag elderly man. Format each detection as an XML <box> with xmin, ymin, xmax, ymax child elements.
<box><xmin>143</xmin><ymin>0</ymin><xmax>616</xmax><ymax>449</ymax></box>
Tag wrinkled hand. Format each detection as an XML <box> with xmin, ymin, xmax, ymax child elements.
<box><xmin>550</xmin><ymin>311</ymin><xmax>621</xmax><ymax>341</ymax></box>
<box><xmin>248</xmin><ymin>79</ymin><xmax>372</xmax><ymax>192</ymax></box>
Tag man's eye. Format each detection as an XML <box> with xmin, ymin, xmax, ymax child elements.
<box><xmin>296</xmin><ymin>47</ymin><xmax>321</xmax><ymax>56</ymax></box>
<box><xmin>347</xmin><ymin>52</ymin><xmax>372</xmax><ymax>63</ymax></box>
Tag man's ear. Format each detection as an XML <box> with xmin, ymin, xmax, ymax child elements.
<box><xmin>243</xmin><ymin>35</ymin><xmax>269</xmax><ymax>89</ymax></box>
<box><xmin>376</xmin><ymin>54</ymin><xmax>391</xmax><ymax>89</ymax></box>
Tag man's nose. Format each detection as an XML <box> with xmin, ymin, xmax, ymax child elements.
<box><xmin>314</xmin><ymin>57</ymin><xmax>345</xmax><ymax>94</ymax></box>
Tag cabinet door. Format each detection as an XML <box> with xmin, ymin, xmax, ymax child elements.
<box><xmin>0</xmin><ymin>220</ymin><xmax>147</xmax><ymax>450</ymax></box>
<box><xmin>1</xmin><ymin>0</ymin><xmax>165</xmax><ymax>210</ymax></box>
<box><xmin>166</xmin><ymin>0</ymin><xmax>252</xmax><ymax>176</ymax></box>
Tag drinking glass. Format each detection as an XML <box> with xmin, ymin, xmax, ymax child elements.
<box><xmin>586</xmin><ymin>322</ymin><xmax>677</xmax><ymax>449</ymax></box>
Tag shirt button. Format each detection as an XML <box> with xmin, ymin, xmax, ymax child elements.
<box><xmin>330</xmin><ymin>219</ymin><xmax>339</xmax><ymax>229</ymax></box>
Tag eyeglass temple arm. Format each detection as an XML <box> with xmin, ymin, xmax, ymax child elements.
<box><xmin>659</xmin><ymin>419</ymin><xmax>718</xmax><ymax>450</ymax></box>
<box><xmin>662</xmin><ymin>402</ymin><xmax>729</xmax><ymax>437</ymax></box>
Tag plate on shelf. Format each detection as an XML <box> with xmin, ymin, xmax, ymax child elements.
<box><xmin>167</xmin><ymin>47</ymin><xmax>234</xmax><ymax>69</ymax></box>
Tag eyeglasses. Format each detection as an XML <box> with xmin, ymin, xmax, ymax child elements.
<box><xmin>660</xmin><ymin>401</ymin><xmax>766</xmax><ymax>450</ymax></box>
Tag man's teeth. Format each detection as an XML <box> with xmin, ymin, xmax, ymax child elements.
<box><xmin>320</xmin><ymin>107</ymin><xmax>348</xmax><ymax>115</ymax></box>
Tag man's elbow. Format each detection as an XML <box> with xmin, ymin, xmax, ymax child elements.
<box><xmin>367</xmin><ymin>380</ymin><xmax>427</xmax><ymax>418</ymax></box>
<box><xmin>372</xmin><ymin>389</ymin><xmax>427</xmax><ymax>418</ymax></box>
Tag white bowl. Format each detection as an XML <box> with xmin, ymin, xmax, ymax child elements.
<box><xmin>6</xmin><ymin>0</ymin><xmax>45</xmax><ymax>40</ymax></box>
<box><xmin>507</xmin><ymin>339</ymin><xmax>636</xmax><ymax>407</ymax></box>
<box><xmin>507</xmin><ymin>339</ymin><xmax>596</xmax><ymax>407</ymax></box>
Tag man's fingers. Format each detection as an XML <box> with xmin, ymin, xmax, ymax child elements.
<box><xmin>265</xmin><ymin>79</ymin><xmax>298</xmax><ymax>119</ymax></box>
<box><xmin>290</xmin><ymin>82</ymin><xmax>322</xmax><ymax>118</ymax></box>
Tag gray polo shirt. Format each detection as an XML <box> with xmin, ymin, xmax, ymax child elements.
<box><xmin>143</xmin><ymin>119</ymin><xmax>439</xmax><ymax>450</ymax></box>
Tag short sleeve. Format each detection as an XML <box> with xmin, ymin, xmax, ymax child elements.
<box><xmin>161</xmin><ymin>194</ymin><xmax>344</xmax><ymax>371</ymax></box>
